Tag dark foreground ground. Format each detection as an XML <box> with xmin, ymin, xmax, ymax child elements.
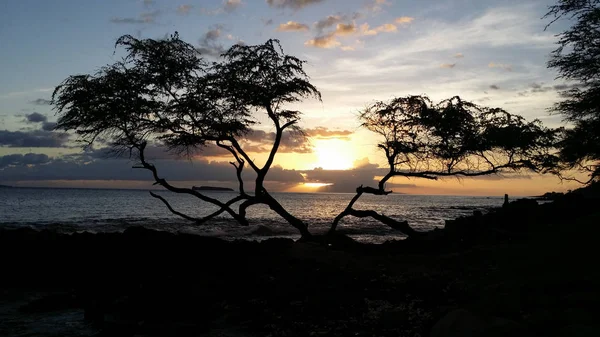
<box><xmin>1</xmin><ymin>184</ymin><xmax>599</xmax><ymax>337</ymax></box>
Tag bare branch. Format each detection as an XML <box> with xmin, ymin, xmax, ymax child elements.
<box><xmin>345</xmin><ymin>209</ymin><xmax>423</xmax><ymax>238</ymax></box>
<box><xmin>149</xmin><ymin>191</ymin><xmax>204</xmax><ymax>223</ymax></box>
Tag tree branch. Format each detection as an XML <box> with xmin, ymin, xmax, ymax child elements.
<box><xmin>229</xmin><ymin>138</ymin><xmax>260</xmax><ymax>173</ymax></box>
<box><xmin>345</xmin><ymin>209</ymin><xmax>423</xmax><ymax>238</ymax></box>
<box><xmin>261</xmin><ymin>104</ymin><xmax>283</xmax><ymax>176</ymax></box>
<box><xmin>149</xmin><ymin>191</ymin><xmax>204</xmax><ymax>223</ymax></box>
<box><xmin>133</xmin><ymin>142</ymin><xmax>248</xmax><ymax>226</ymax></box>
<box><xmin>329</xmin><ymin>186</ymin><xmax>364</xmax><ymax>234</ymax></box>
<box><xmin>217</xmin><ymin>141</ymin><xmax>247</xmax><ymax>195</ymax></box>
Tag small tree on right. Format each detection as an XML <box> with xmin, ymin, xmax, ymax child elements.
<box><xmin>544</xmin><ymin>0</ymin><xmax>600</xmax><ymax>183</ymax></box>
<box><xmin>330</xmin><ymin>95</ymin><xmax>559</xmax><ymax>238</ymax></box>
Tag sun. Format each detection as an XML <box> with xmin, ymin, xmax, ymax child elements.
<box><xmin>314</xmin><ymin>139</ymin><xmax>354</xmax><ymax>170</ymax></box>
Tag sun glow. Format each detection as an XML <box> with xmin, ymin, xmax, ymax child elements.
<box><xmin>303</xmin><ymin>182</ymin><xmax>333</xmax><ymax>188</ymax></box>
<box><xmin>314</xmin><ymin>139</ymin><xmax>355</xmax><ymax>170</ymax></box>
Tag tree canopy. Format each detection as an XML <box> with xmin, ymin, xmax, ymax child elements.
<box><xmin>545</xmin><ymin>0</ymin><xmax>600</xmax><ymax>183</ymax></box>
<box><xmin>53</xmin><ymin>33</ymin><xmax>559</xmax><ymax>240</ymax></box>
<box><xmin>330</xmin><ymin>95</ymin><xmax>559</xmax><ymax>237</ymax></box>
<box><xmin>53</xmin><ymin>33</ymin><xmax>320</xmax><ymax>238</ymax></box>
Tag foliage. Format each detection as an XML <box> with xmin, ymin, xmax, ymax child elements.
<box><xmin>545</xmin><ymin>0</ymin><xmax>600</xmax><ymax>183</ymax></box>
<box><xmin>331</xmin><ymin>96</ymin><xmax>559</xmax><ymax>236</ymax></box>
<box><xmin>52</xmin><ymin>33</ymin><xmax>320</xmax><ymax>237</ymax></box>
<box><xmin>361</xmin><ymin>96</ymin><xmax>559</xmax><ymax>186</ymax></box>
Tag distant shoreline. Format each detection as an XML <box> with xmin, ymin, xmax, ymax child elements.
<box><xmin>0</xmin><ymin>185</ymin><xmax>547</xmax><ymax>198</ymax></box>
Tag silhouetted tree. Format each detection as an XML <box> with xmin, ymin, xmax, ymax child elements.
<box><xmin>52</xmin><ymin>33</ymin><xmax>320</xmax><ymax>239</ymax></box>
<box><xmin>545</xmin><ymin>0</ymin><xmax>600</xmax><ymax>183</ymax></box>
<box><xmin>330</xmin><ymin>96</ymin><xmax>559</xmax><ymax>237</ymax></box>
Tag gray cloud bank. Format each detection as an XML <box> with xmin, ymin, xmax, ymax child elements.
<box><xmin>0</xmin><ymin>150</ymin><xmax>397</xmax><ymax>193</ymax></box>
<box><xmin>0</xmin><ymin>130</ymin><xmax>68</xmax><ymax>147</ymax></box>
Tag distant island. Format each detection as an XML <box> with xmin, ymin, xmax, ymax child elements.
<box><xmin>0</xmin><ymin>184</ymin><xmax>13</xmax><ymax>188</ymax></box>
<box><xmin>192</xmin><ymin>186</ymin><xmax>234</xmax><ymax>192</ymax></box>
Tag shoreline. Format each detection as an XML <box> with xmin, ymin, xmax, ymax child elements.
<box><xmin>1</xmin><ymin>186</ymin><xmax>599</xmax><ymax>336</ymax></box>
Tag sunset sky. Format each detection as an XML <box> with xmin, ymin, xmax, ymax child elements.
<box><xmin>0</xmin><ymin>0</ymin><xmax>584</xmax><ymax>195</ymax></box>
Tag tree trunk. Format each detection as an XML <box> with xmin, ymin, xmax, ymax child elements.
<box><xmin>263</xmin><ymin>192</ymin><xmax>312</xmax><ymax>239</ymax></box>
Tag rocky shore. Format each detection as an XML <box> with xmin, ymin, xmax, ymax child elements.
<box><xmin>1</xmin><ymin>184</ymin><xmax>599</xmax><ymax>336</ymax></box>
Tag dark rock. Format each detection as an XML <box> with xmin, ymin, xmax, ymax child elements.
<box><xmin>19</xmin><ymin>291</ymin><xmax>79</xmax><ymax>313</ymax></box>
<box><xmin>505</xmin><ymin>198</ymin><xmax>538</xmax><ymax>211</ymax></box>
<box><xmin>430</xmin><ymin>309</ymin><xmax>527</xmax><ymax>337</ymax></box>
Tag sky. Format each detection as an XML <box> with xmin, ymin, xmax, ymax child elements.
<box><xmin>0</xmin><ymin>0</ymin><xmax>584</xmax><ymax>195</ymax></box>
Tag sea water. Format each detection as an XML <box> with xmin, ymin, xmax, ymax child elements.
<box><xmin>0</xmin><ymin>187</ymin><xmax>504</xmax><ymax>243</ymax></box>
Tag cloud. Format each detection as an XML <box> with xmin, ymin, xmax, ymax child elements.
<box><xmin>241</xmin><ymin>129</ymin><xmax>313</xmax><ymax>154</ymax></box>
<box><xmin>306</xmin><ymin>18</ymin><xmax>399</xmax><ymax>50</ymax></box>
<box><xmin>177</xmin><ymin>4</ymin><xmax>193</xmax><ymax>15</ymax></box>
<box><xmin>29</xmin><ymin>98</ymin><xmax>52</xmax><ymax>106</ymax></box>
<box><xmin>305</xmin><ymin>33</ymin><xmax>341</xmax><ymax>48</ymax></box>
<box><xmin>0</xmin><ymin>130</ymin><xmax>69</xmax><ymax>148</ymax></box>
<box><xmin>488</xmin><ymin>62</ymin><xmax>512</xmax><ymax>71</ymax></box>
<box><xmin>0</xmin><ymin>87</ymin><xmax>53</xmax><ymax>99</ymax></box>
<box><xmin>110</xmin><ymin>10</ymin><xmax>161</xmax><ymax>24</ymax></box>
<box><xmin>0</xmin><ymin>153</ymin><xmax>50</xmax><ymax>169</ymax></box>
<box><xmin>335</xmin><ymin>23</ymin><xmax>357</xmax><ymax>36</ymax></box>
<box><xmin>25</xmin><ymin>112</ymin><xmax>47</xmax><ymax>123</ymax></box>
<box><xmin>266</xmin><ymin>0</ymin><xmax>325</xmax><ymax>10</ymax></box>
<box><xmin>142</xmin><ymin>0</ymin><xmax>154</xmax><ymax>7</ymax></box>
<box><xmin>359</xmin><ymin>23</ymin><xmax>378</xmax><ymax>36</ymax></box>
<box><xmin>197</xmin><ymin>25</ymin><xmax>226</xmax><ymax>57</ymax></box>
<box><xmin>454</xmin><ymin>53</ymin><xmax>464</xmax><ymax>58</ymax></box>
<box><xmin>440</xmin><ymin>63</ymin><xmax>456</xmax><ymax>69</ymax></box>
<box><xmin>358</xmin><ymin>23</ymin><xmax>398</xmax><ymax>36</ymax></box>
<box><xmin>366</xmin><ymin>0</ymin><xmax>390</xmax><ymax>13</ymax></box>
<box><xmin>376</xmin><ymin>23</ymin><xmax>397</xmax><ymax>33</ymax></box>
<box><xmin>353</xmin><ymin>157</ymin><xmax>380</xmax><ymax>170</ymax></box>
<box><xmin>205</xmin><ymin>26</ymin><xmax>222</xmax><ymax>40</ymax></box>
<box><xmin>0</xmin><ymin>156</ymin><xmax>306</xmax><ymax>188</ymax></box>
<box><xmin>262</xmin><ymin>18</ymin><xmax>274</xmax><ymax>25</ymax></box>
<box><xmin>395</xmin><ymin>16</ymin><xmax>414</xmax><ymax>24</ymax></box>
<box><xmin>224</xmin><ymin>0</ymin><xmax>242</xmax><ymax>12</ymax></box>
<box><xmin>276</xmin><ymin>21</ymin><xmax>309</xmax><ymax>32</ymax></box>
<box><xmin>77</xmin><ymin>142</ymin><xmax>228</xmax><ymax>161</ymax></box>
<box><xmin>110</xmin><ymin>17</ymin><xmax>148</xmax><ymax>24</ymax></box>
<box><xmin>306</xmin><ymin>3</ymin><xmax>562</xmax><ymax>119</ymax></box>
<box><xmin>298</xmin><ymin>159</ymin><xmax>397</xmax><ymax>193</ymax></box>
<box><xmin>489</xmin><ymin>84</ymin><xmax>500</xmax><ymax>90</ymax></box>
<box><xmin>371</xmin><ymin>5</ymin><xmax>555</xmax><ymax>60</ymax></box>
<box><xmin>517</xmin><ymin>82</ymin><xmax>580</xmax><ymax>97</ymax></box>
<box><xmin>315</xmin><ymin>15</ymin><xmax>343</xmax><ymax>31</ymax></box>
<box><xmin>42</xmin><ymin>122</ymin><xmax>57</xmax><ymax>131</ymax></box>
<box><xmin>305</xmin><ymin>127</ymin><xmax>353</xmax><ymax>140</ymax></box>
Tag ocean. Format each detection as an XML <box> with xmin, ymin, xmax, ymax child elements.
<box><xmin>0</xmin><ymin>187</ymin><xmax>505</xmax><ymax>243</ymax></box>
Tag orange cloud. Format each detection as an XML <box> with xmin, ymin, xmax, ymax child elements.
<box><xmin>305</xmin><ymin>33</ymin><xmax>340</xmax><ymax>48</ymax></box>
<box><xmin>277</xmin><ymin>21</ymin><xmax>309</xmax><ymax>32</ymax></box>
<box><xmin>335</xmin><ymin>23</ymin><xmax>357</xmax><ymax>36</ymax></box>
<box><xmin>395</xmin><ymin>16</ymin><xmax>414</xmax><ymax>24</ymax></box>
<box><xmin>306</xmin><ymin>127</ymin><xmax>353</xmax><ymax>139</ymax></box>
<box><xmin>376</xmin><ymin>23</ymin><xmax>397</xmax><ymax>33</ymax></box>
<box><xmin>359</xmin><ymin>22</ymin><xmax>398</xmax><ymax>36</ymax></box>
<box><xmin>360</xmin><ymin>23</ymin><xmax>378</xmax><ymax>36</ymax></box>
